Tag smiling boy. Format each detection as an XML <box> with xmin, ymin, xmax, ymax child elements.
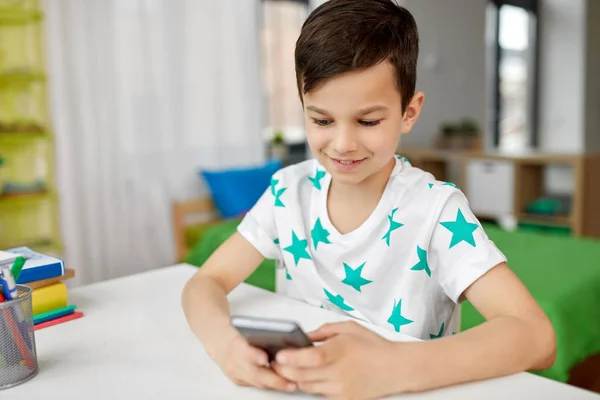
<box><xmin>182</xmin><ymin>1</ymin><xmax>556</xmax><ymax>398</ymax></box>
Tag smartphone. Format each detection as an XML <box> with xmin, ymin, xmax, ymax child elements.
<box><xmin>231</xmin><ymin>315</ymin><xmax>313</xmax><ymax>362</ymax></box>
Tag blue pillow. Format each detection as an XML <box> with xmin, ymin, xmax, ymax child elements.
<box><xmin>200</xmin><ymin>159</ymin><xmax>282</xmax><ymax>218</ymax></box>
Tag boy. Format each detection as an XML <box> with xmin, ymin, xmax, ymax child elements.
<box><xmin>182</xmin><ymin>0</ymin><xmax>556</xmax><ymax>398</ymax></box>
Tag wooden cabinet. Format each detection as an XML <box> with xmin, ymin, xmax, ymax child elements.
<box><xmin>398</xmin><ymin>148</ymin><xmax>600</xmax><ymax>237</ymax></box>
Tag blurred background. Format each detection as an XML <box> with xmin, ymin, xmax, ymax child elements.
<box><xmin>0</xmin><ymin>0</ymin><xmax>598</xmax><ymax>283</ymax></box>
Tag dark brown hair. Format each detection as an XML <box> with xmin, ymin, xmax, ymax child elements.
<box><xmin>295</xmin><ymin>0</ymin><xmax>419</xmax><ymax>113</ymax></box>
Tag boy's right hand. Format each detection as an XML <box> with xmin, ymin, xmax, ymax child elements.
<box><xmin>212</xmin><ymin>331</ymin><xmax>297</xmax><ymax>393</ymax></box>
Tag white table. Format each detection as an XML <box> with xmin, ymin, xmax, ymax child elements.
<box><xmin>3</xmin><ymin>264</ymin><xmax>599</xmax><ymax>399</ymax></box>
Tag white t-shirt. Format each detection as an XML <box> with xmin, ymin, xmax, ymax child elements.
<box><xmin>237</xmin><ymin>156</ymin><xmax>506</xmax><ymax>340</ymax></box>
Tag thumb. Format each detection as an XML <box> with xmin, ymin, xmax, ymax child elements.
<box><xmin>308</xmin><ymin>321</ymin><xmax>357</xmax><ymax>342</ymax></box>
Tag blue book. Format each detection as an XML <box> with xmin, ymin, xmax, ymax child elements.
<box><xmin>3</xmin><ymin>246</ymin><xmax>65</xmax><ymax>284</ymax></box>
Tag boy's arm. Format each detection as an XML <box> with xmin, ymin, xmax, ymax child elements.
<box><xmin>181</xmin><ymin>231</ymin><xmax>264</xmax><ymax>355</ymax></box>
<box><xmin>392</xmin><ymin>261</ymin><xmax>556</xmax><ymax>393</ymax></box>
<box><xmin>273</xmin><ymin>262</ymin><xmax>555</xmax><ymax>398</ymax></box>
<box><xmin>182</xmin><ymin>231</ymin><xmax>295</xmax><ymax>392</ymax></box>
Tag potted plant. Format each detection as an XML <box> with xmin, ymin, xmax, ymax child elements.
<box><xmin>434</xmin><ymin>118</ymin><xmax>482</xmax><ymax>150</ymax></box>
<box><xmin>270</xmin><ymin>130</ymin><xmax>288</xmax><ymax>161</ymax></box>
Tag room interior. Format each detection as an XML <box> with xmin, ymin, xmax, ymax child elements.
<box><xmin>0</xmin><ymin>0</ymin><xmax>599</xmax><ymax>395</ymax></box>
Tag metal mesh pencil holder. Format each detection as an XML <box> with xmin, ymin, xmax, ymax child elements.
<box><xmin>0</xmin><ymin>285</ymin><xmax>38</xmax><ymax>390</ymax></box>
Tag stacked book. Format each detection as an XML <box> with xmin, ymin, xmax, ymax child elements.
<box><xmin>1</xmin><ymin>247</ymin><xmax>82</xmax><ymax>330</ymax></box>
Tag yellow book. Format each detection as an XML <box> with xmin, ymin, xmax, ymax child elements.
<box><xmin>32</xmin><ymin>282</ymin><xmax>68</xmax><ymax>316</ymax></box>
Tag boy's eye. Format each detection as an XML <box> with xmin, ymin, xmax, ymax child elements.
<box><xmin>312</xmin><ymin>119</ymin><xmax>333</xmax><ymax>127</ymax></box>
<box><xmin>359</xmin><ymin>120</ymin><xmax>381</xmax><ymax>127</ymax></box>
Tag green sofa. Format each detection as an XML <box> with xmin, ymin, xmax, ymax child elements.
<box><xmin>184</xmin><ymin>219</ymin><xmax>600</xmax><ymax>383</ymax></box>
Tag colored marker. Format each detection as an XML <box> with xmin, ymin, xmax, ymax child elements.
<box><xmin>10</xmin><ymin>256</ymin><xmax>26</xmax><ymax>281</ymax></box>
<box><xmin>0</xmin><ymin>268</ymin><xmax>17</xmax><ymax>300</ymax></box>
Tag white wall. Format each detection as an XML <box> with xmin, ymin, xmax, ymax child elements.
<box><xmin>401</xmin><ymin>0</ymin><xmax>487</xmax><ymax>149</ymax></box>
<box><xmin>538</xmin><ymin>0</ymin><xmax>587</xmax><ymax>153</ymax></box>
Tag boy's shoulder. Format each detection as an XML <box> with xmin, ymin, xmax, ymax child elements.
<box><xmin>390</xmin><ymin>158</ymin><xmax>467</xmax><ymax>212</ymax></box>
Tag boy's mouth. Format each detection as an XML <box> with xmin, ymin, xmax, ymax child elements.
<box><xmin>330</xmin><ymin>157</ymin><xmax>366</xmax><ymax>171</ymax></box>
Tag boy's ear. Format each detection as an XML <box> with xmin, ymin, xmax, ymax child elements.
<box><xmin>400</xmin><ymin>92</ymin><xmax>425</xmax><ymax>134</ymax></box>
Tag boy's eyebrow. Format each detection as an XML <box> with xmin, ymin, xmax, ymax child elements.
<box><xmin>305</xmin><ymin>105</ymin><xmax>329</xmax><ymax>115</ymax></box>
<box><xmin>356</xmin><ymin>105</ymin><xmax>388</xmax><ymax>116</ymax></box>
<box><xmin>305</xmin><ymin>105</ymin><xmax>388</xmax><ymax>116</ymax></box>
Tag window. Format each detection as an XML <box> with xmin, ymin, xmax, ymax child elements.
<box><xmin>261</xmin><ymin>0</ymin><xmax>309</xmax><ymax>145</ymax></box>
<box><xmin>489</xmin><ymin>0</ymin><xmax>539</xmax><ymax>151</ymax></box>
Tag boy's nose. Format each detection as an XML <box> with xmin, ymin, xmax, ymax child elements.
<box><xmin>331</xmin><ymin>128</ymin><xmax>359</xmax><ymax>154</ymax></box>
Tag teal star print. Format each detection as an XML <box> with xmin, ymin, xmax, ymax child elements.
<box><xmin>311</xmin><ymin>218</ymin><xmax>331</xmax><ymax>250</ymax></box>
<box><xmin>341</xmin><ymin>262</ymin><xmax>372</xmax><ymax>292</ymax></box>
<box><xmin>396</xmin><ymin>155</ymin><xmax>411</xmax><ymax>165</ymax></box>
<box><xmin>428</xmin><ymin>183</ymin><xmax>434</xmax><ymax>189</ymax></box>
<box><xmin>387</xmin><ymin>298</ymin><xmax>413</xmax><ymax>332</ymax></box>
<box><xmin>308</xmin><ymin>169</ymin><xmax>326</xmax><ymax>190</ymax></box>
<box><xmin>442</xmin><ymin>182</ymin><xmax>458</xmax><ymax>189</ymax></box>
<box><xmin>285</xmin><ymin>268</ymin><xmax>292</xmax><ymax>280</ymax></box>
<box><xmin>410</xmin><ymin>246</ymin><xmax>431</xmax><ymax>277</ymax></box>
<box><xmin>440</xmin><ymin>209</ymin><xmax>479</xmax><ymax>248</ymax></box>
<box><xmin>274</xmin><ymin>187</ymin><xmax>287</xmax><ymax>207</ymax></box>
<box><xmin>273</xmin><ymin>238</ymin><xmax>279</xmax><ymax>245</ymax></box>
<box><xmin>283</xmin><ymin>230</ymin><xmax>312</xmax><ymax>266</ymax></box>
<box><xmin>269</xmin><ymin>177</ymin><xmax>279</xmax><ymax>195</ymax></box>
<box><xmin>382</xmin><ymin>208</ymin><xmax>404</xmax><ymax>246</ymax></box>
<box><xmin>324</xmin><ymin>288</ymin><xmax>354</xmax><ymax>311</ymax></box>
<box><xmin>430</xmin><ymin>322</ymin><xmax>445</xmax><ymax>339</ymax></box>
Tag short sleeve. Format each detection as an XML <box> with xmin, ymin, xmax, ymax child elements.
<box><xmin>429</xmin><ymin>191</ymin><xmax>507</xmax><ymax>303</ymax></box>
<box><xmin>237</xmin><ymin>184</ymin><xmax>280</xmax><ymax>260</ymax></box>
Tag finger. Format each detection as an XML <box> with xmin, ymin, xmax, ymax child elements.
<box><xmin>276</xmin><ymin>344</ymin><xmax>333</xmax><ymax>368</ymax></box>
<box><xmin>240</xmin><ymin>341</ymin><xmax>270</xmax><ymax>367</ymax></box>
<box><xmin>248</xmin><ymin>364</ymin><xmax>297</xmax><ymax>392</ymax></box>
<box><xmin>308</xmin><ymin>321</ymin><xmax>359</xmax><ymax>341</ymax></box>
<box><xmin>273</xmin><ymin>363</ymin><xmax>328</xmax><ymax>384</ymax></box>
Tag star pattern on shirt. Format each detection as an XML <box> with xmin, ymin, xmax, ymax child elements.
<box><xmin>410</xmin><ymin>245</ymin><xmax>431</xmax><ymax>277</ymax></box>
<box><xmin>270</xmin><ymin>177</ymin><xmax>287</xmax><ymax>207</ymax></box>
<box><xmin>387</xmin><ymin>298</ymin><xmax>413</xmax><ymax>332</ymax></box>
<box><xmin>382</xmin><ymin>208</ymin><xmax>404</xmax><ymax>246</ymax></box>
<box><xmin>440</xmin><ymin>209</ymin><xmax>479</xmax><ymax>248</ymax></box>
<box><xmin>341</xmin><ymin>262</ymin><xmax>372</xmax><ymax>292</ymax></box>
<box><xmin>428</xmin><ymin>183</ymin><xmax>435</xmax><ymax>189</ymax></box>
<box><xmin>324</xmin><ymin>288</ymin><xmax>354</xmax><ymax>312</ymax></box>
<box><xmin>396</xmin><ymin>155</ymin><xmax>411</xmax><ymax>165</ymax></box>
<box><xmin>311</xmin><ymin>218</ymin><xmax>331</xmax><ymax>250</ymax></box>
<box><xmin>308</xmin><ymin>169</ymin><xmax>326</xmax><ymax>190</ymax></box>
<box><xmin>283</xmin><ymin>230</ymin><xmax>312</xmax><ymax>266</ymax></box>
<box><xmin>442</xmin><ymin>182</ymin><xmax>458</xmax><ymax>189</ymax></box>
<box><xmin>274</xmin><ymin>187</ymin><xmax>287</xmax><ymax>207</ymax></box>
<box><xmin>273</xmin><ymin>238</ymin><xmax>279</xmax><ymax>245</ymax></box>
<box><xmin>285</xmin><ymin>268</ymin><xmax>292</xmax><ymax>280</ymax></box>
<box><xmin>430</xmin><ymin>322</ymin><xmax>445</xmax><ymax>339</ymax></box>
<box><xmin>269</xmin><ymin>177</ymin><xmax>279</xmax><ymax>195</ymax></box>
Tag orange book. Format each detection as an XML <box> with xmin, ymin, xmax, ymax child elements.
<box><xmin>26</xmin><ymin>268</ymin><xmax>75</xmax><ymax>289</ymax></box>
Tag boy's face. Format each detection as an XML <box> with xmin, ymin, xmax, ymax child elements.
<box><xmin>303</xmin><ymin>60</ymin><xmax>424</xmax><ymax>186</ymax></box>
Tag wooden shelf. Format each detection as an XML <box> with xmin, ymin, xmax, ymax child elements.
<box><xmin>518</xmin><ymin>213</ymin><xmax>572</xmax><ymax>228</ymax></box>
<box><xmin>0</xmin><ymin>71</ymin><xmax>46</xmax><ymax>86</ymax></box>
<box><xmin>0</xmin><ymin>131</ymin><xmax>51</xmax><ymax>142</ymax></box>
<box><xmin>399</xmin><ymin>147</ymin><xmax>600</xmax><ymax>237</ymax></box>
<box><xmin>0</xmin><ymin>190</ymin><xmax>54</xmax><ymax>207</ymax></box>
<box><xmin>0</xmin><ymin>9</ymin><xmax>43</xmax><ymax>25</ymax></box>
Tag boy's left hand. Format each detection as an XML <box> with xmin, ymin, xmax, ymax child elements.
<box><xmin>272</xmin><ymin>321</ymin><xmax>409</xmax><ymax>399</ymax></box>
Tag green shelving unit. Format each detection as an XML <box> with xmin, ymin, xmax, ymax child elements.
<box><xmin>0</xmin><ymin>0</ymin><xmax>62</xmax><ymax>255</ymax></box>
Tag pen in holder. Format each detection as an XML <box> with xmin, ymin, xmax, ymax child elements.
<box><xmin>0</xmin><ymin>285</ymin><xmax>38</xmax><ymax>390</ymax></box>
